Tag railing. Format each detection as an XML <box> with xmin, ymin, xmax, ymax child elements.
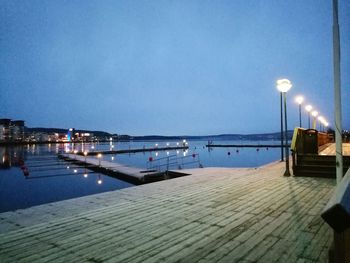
<box><xmin>146</xmin><ymin>153</ymin><xmax>203</xmax><ymax>172</ymax></box>
<box><xmin>321</xmin><ymin>168</ymin><xmax>350</xmax><ymax>262</ymax></box>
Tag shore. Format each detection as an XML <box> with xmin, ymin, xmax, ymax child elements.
<box><xmin>0</xmin><ymin>161</ymin><xmax>335</xmax><ymax>262</ymax></box>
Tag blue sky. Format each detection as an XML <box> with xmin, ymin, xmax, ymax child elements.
<box><xmin>1</xmin><ymin>0</ymin><xmax>349</xmax><ymax>135</ymax></box>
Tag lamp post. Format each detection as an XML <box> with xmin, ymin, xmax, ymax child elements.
<box><xmin>83</xmin><ymin>151</ymin><xmax>88</xmax><ymax>163</ymax></box>
<box><xmin>305</xmin><ymin>105</ymin><xmax>313</xmax><ymax>129</ymax></box>
<box><xmin>277</xmin><ymin>78</ymin><xmax>292</xmax><ymax>177</ymax></box>
<box><xmin>97</xmin><ymin>153</ymin><xmax>102</xmax><ymax>167</ymax></box>
<box><xmin>295</xmin><ymin>96</ymin><xmax>304</xmax><ymax>127</ymax></box>
<box><xmin>73</xmin><ymin>150</ymin><xmax>78</xmax><ymax>160</ymax></box>
<box><xmin>318</xmin><ymin>116</ymin><xmax>324</xmax><ymax>131</ymax></box>
<box><xmin>311</xmin><ymin>111</ymin><xmax>318</xmax><ymax>130</ymax></box>
<box><xmin>280</xmin><ymin>93</ymin><xmax>284</xmax><ymax>161</ymax></box>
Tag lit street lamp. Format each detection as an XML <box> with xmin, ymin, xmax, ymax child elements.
<box><xmin>97</xmin><ymin>153</ymin><xmax>102</xmax><ymax>167</ymax></box>
<box><xmin>318</xmin><ymin>116</ymin><xmax>324</xmax><ymax>131</ymax></box>
<box><xmin>311</xmin><ymin>110</ymin><xmax>318</xmax><ymax>129</ymax></box>
<box><xmin>83</xmin><ymin>151</ymin><xmax>88</xmax><ymax>163</ymax></box>
<box><xmin>295</xmin><ymin>96</ymin><xmax>304</xmax><ymax>127</ymax></box>
<box><xmin>280</xmin><ymin>92</ymin><xmax>284</xmax><ymax>161</ymax></box>
<box><xmin>277</xmin><ymin>78</ymin><xmax>292</xmax><ymax>177</ymax></box>
<box><xmin>305</xmin><ymin>105</ymin><xmax>313</xmax><ymax>129</ymax></box>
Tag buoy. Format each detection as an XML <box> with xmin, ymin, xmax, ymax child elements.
<box><xmin>23</xmin><ymin>167</ymin><xmax>29</xmax><ymax>176</ymax></box>
<box><xmin>256</xmin><ymin>148</ymin><xmax>260</xmax><ymax>152</ymax></box>
<box><xmin>266</xmin><ymin>147</ymin><xmax>269</xmax><ymax>150</ymax></box>
<box><xmin>148</xmin><ymin>157</ymin><xmax>153</xmax><ymax>162</ymax></box>
<box><xmin>236</xmin><ymin>149</ymin><xmax>239</xmax><ymax>153</ymax></box>
<box><xmin>192</xmin><ymin>153</ymin><xmax>196</xmax><ymax>158</ymax></box>
<box><xmin>228</xmin><ymin>151</ymin><xmax>231</xmax><ymax>155</ymax></box>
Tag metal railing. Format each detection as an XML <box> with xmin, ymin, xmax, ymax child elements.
<box><xmin>146</xmin><ymin>153</ymin><xmax>203</xmax><ymax>172</ymax></box>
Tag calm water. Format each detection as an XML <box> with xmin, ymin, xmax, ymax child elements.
<box><xmin>0</xmin><ymin>140</ymin><xmax>281</xmax><ymax>212</ymax></box>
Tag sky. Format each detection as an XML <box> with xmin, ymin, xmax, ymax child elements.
<box><xmin>1</xmin><ymin>0</ymin><xmax>349</xmax><ymax>136</ymax></box>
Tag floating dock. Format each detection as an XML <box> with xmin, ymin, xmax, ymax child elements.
<box><xmin>80</xmin><ymin>146</ymin><xmax>188</xmax><ymax>156</ymax></box>
<box><xmin>0</xmin><ymin>161</ymin><xmax>335</xmax><ymax>262</ymax></box>
<box><xmin>58</xmin><ymin>153</ymin><xmax>189</xmax><ymax>184</ymax></box>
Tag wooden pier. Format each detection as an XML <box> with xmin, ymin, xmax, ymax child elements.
<box><xmin>59</xmin><ymin>153</ymin><xmax>189</xmax><ymax>184</ymax></box>
<box><xmin>0</xmin><ymin>161</ymin><xmax>335</xmax><ymax>262</ymax></box>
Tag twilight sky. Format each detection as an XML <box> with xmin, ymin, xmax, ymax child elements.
<box><xmin>1</xmin><ymin>0</ymin><xmax>349</xmax><ymax>135</ymax></box>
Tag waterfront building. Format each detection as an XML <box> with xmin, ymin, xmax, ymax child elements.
<box><xmin>0</xmin><ymin>119</ymin><xmax>12</xmax><ymax>141</ymax></box>
<box><xmin>11</xmin><ymin>120</ymin><xmax>25</xmax><ymax>141</ymax></box>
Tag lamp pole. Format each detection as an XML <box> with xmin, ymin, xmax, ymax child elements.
<box><xmin>295</xmin><ymin>96</ymin><xmax>304</xmax><ymax>128</ymax></box>
<box><xmin>311</xmin><ymin>111</ymin><xmax>318</xmax><ymax>130</ymax></box>
<box><xmin>277</xmin><ymin>79</ymin><xmax>292</xmax><ymax>177</ymax></box>
<box><xmin>280</xmin><ymin>92</ymin><xmax>284</xmax><ymax>161</ymax></box>
<box><xmin>305</xmin><ymin>105</ymin><xmax>313</xmax><ymax>129</ymax></box>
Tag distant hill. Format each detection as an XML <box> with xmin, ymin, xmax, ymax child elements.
<box><xmin>131</xmin><ymin>131</ymin><xmax>294</xmax><ymax>141</ymax></box>
<box><xmin>25</xmin><ymin>127</ymin><xmax>293</xmax><ymax>141</ymax></box>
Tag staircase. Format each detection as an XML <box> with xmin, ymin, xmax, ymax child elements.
<box><xmin>293</xmin><ymin>154</ymin><xmax>350</xmax><ymax>178</ymax></box>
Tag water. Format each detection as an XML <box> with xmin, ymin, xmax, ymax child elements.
<box><xmin>0</xmin><ymin>140</ymin><xmax>281</xmax><ymax>212</ymax></box>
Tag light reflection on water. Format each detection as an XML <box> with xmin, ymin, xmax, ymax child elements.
<box><xmin>0</xmin><ymin>140</ymin><xmax>281</xmax><ymax>212</ymax></box>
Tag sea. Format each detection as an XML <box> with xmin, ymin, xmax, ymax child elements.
<box><xmin>0</xmin><ymin>139</ymin><xmax>283</xmax><ymax>212</ymax></box>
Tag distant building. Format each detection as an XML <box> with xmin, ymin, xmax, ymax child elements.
<box><xmin>11</xmin><ymin>120</ymin><xmax>25</xmax><ymax>141</ymax></box>
<box><xmin>0</xmin><ymin>119</ymin><xmax>12</xmax><ymax>141</ymax></box>
<box><xmin>67</xmin><ymin>128</ymin><xmax>75</xmax><ymax>142</ymax></box>
<box><xmin>0</xmin><ymin>119</ymin><xmax>26</xmax><ymax>142</ymax></box>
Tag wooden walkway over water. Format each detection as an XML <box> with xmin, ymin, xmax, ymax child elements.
<box><xmin>0</xmin><ymin>161</ymin><xmax>335</xmax><ymax>262</ymax></box>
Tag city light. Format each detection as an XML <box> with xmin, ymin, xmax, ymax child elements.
<box><xmin>311</xmin><ymin>111</ymin><xmax>318</xmax><ymax>117</ymax></box>
<box><xmin>83</xmin><ymin>173</ymin><xmax>88</xmax><ymax>178</ymax></box>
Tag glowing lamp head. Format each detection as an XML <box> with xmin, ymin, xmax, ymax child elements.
<box><xmin>276</xmin><ymin>79</ymin><xmax>292</xmax><ymax>93</ymax></box>
<box><xmin>83</xmin><ymin>151</ymin><xmax>88</xmax><ymax>156</ymax></box>
<box><xmin>73</xmin><ymin>150</ymin><xmax>78</xmax><ymax>154</ymax></box>
<box><xmin>318</xmin><ymin>116</ymin><xmax>324</xmax><ymax>122</ymax></box>
<box><xmin>311</xmin><ymin>111</ymin><xmax>318</xmax><ymax>117</ymax></box>
<box><xmin>97</xmin><ymin>179</ymin><xmax>102</xmax><ymax>185</ymax></box>
<box><xmin>97</xmin><ymin>153</ymin><xmax>102</xmax><ymax>158</ymax></box>
<box><xmin>295</xmin><ymin>96</ymin><xmax>304</xmax><ymax>105</ymax></box>
<box><xmin>325</xmin><ymin>122</ymin><xmax>329</xmax><ymax>127</ymax></box>
<box><xmin>305</xmin><ymin>105</ymin><xmax>313</xmax><ymax>112</ymax></box>
<box><xmin>83</xmin><ymin>173</ymin><xmax>88</xmax><ymax>178</ymax></box>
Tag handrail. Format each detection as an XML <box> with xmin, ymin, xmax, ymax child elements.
<box><xmin>321</xmin><ymin>168</ymin><xmax>350</xmax><ymax>262</ymax></box>
<box><xmin>147</xmin><ymin>153</ymin><xmax>202</xmax><ymax>172</ymax></box>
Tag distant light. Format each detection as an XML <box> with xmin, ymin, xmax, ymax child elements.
<box><xmin>183</xmin><ymin>139</ymin><xmax>186</xmax><ymax>143</ymax></box>
<box><xmin>109</xmin><ymin>137</ymin><xmax>113</xmax><ymax>141</ymax></box>
<box><xmin>295</xmin><ymin>96</ymin><xmax>304</xmax><ymax>105</ymax></box>
<box><xmin>276</xmin><ymin>79</ymin><xmax>292</xmax><ymax>93</ymax></box>
<box><xmin>67</xmin><ymin>166</ymin><xmax>70</xmax><ymax>169</ymax></box>
<box><xmin>166</xmin><ymin>142</ymin><xmax>169</xmax><ymax>146</ymax></box>
<box><xmin>111</xmin><ymin>145</ymin><xmax>114</xmax><ymax>148</ymax></box>
<box><xmin>176</xmin><ymin>142</ymin><xmax>179</xmax><ymax>146</ymax></box>
<box><xmin>311</xmin><ymin>111</ymin><xmax>318</xmax><ymax>117</ymax></box>
<box><xmin>166</xmin><ymin>151</ymin><xmax>169</xmax><ymax>156</ymax></box>
<box><xmin>97</xmin><ymin>153</ymin><xmax>102</xmax><ymax>158</ymax></box>
<box><xmin>305</xmin><ymin>105</ymin><xmax>313</xmax><ymax>112</ymax></box>
<box><xmin>176</xmin><ymin>150</ymin><xmax>180</xmax><ymax>154</ymax></box>
<box><xmin>91</xmin><ymin>145</ymin><xmax>95</xmax><ymax>149</ymax></box>
<box><xmin>155</xmin><ymin>152</ymin><xmax>158</xmax><ymax>157</ymax></box>
<box><xmin>83</xmin><ymin>151</ymin><xmax>88</xmax><ymax>156</ymax></box>
<box><xmin>325</xmin><ymin>122</ymin><xmax>329</xmax><ymax>127</ymax></box>
<box><xmin>318</xmin><ymin>116</ymin><xmax>324</xmax><ymax>122</ymax></box>
<box><xmin>111</xmin><ymin>156</ymin><xmax>114</xmax><ymax>161</ymax></box>
<box><xmin>83</xmin><ymin>173</ymin><xmax>88</xmax><ymax>178</ymax></box>
<box><xmin>97</xmin><ymin>179</ymin><xmax>102</xmax><ymax>185</ymax></box>
<box><xmin>73</xmin><ymin>150</ymin><xmax>78</xmax><ymax>154</ymax></box>
<box><xmin>155</xmin><ymin>143</ymin><xmax>158</xmax><ymax>147</ymax></box>
<box><xmin>74</xmin><ymin>169</ymin><xmax>78</xmax><ymax>173</ymax></box>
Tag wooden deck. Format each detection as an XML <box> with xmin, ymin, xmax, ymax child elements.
<box><xmin>0</xmin><ymin>161</ymin><xmax>335</xmax><ymax>262</ymax></box>
<box><xmin>319</xmin><ymin>143</ymin><xmax>350</xmax><ymax>156</ymax></box>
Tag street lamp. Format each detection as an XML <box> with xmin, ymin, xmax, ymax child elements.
<box><xmin>295</xmin><ymin>96</ymin><xmax>304</xmax><ymax>127</ymax></box>
<box><xmin>305</xmin><ymin>105</ymin><xmax>313</xmax><ymax>129</ymax></box>
<box><xmin>97</xmin><ymin>153</ymin><xmax>102</xmax><ymax>167</ymax></box>
<box><xmin>276</xmin><ymin>78</ymin><xmax>292</xmax><ymax>177</ymax></box>
<box><xmin>83</xmin><ymin>151</ymin><xmax>88</xmax><ymax>163</ymax></box>
<box><xmin>73</xmin><ymin>150</ymin><xmax>78</xmax><ymax>160</ymax></box>
<box><xmin>311</xmin><ymin>110</ymin><xmax>318</xmax><ymax>130</ymax></box>
<box><xmin>318</xmin><ymin>116</ymin><xmax>324</xmax><ymax>131</ymax></box>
